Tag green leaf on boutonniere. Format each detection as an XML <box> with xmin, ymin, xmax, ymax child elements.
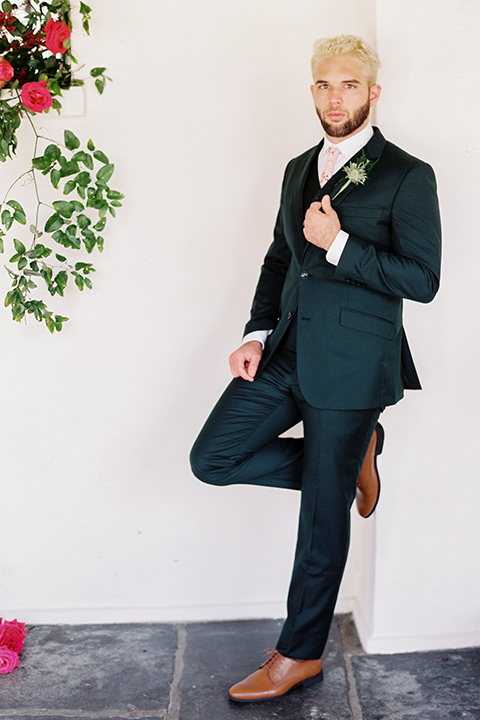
<box><xmin>332</xmin><ymin>151</ymin><xmax>378</xmax><ymax>201</ymax></box>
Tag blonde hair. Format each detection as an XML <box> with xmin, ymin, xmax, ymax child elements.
<box><xmin>311</xmin><ymin>34</ymin><xmax>381</xmax><ymax>86</ymax></box>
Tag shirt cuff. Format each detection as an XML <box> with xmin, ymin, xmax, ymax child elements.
<box><xmin>326</xmin><ymin>230</ymin><xmax>349</xmax><ymax>266</ymax></box>
<box><xmin>242</xmin><ymin>330</ymin><xmax>272</xmax><ymax>349</ymax></box>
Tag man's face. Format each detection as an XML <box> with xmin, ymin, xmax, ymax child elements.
<box><xmin>310</xmin><ymin>56</ymin><xmax>381</xmax><ymax>142</ymax></box>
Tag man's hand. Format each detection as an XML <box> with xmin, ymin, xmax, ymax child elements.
<box><xmin>303</xmin><ymin>195</ymin><xmax>340</xmax><ymax>251</ymax></box>
<box><xmin>229</xmin><ymin>340</ymin><xmax>263</xmax><ymax>382</ymax></box>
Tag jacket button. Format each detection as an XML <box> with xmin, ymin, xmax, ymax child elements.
<box><xmin>345</xmin><ymin>276</ymin><xmax>352</xmax><ymax>283</ymax></box>
<box><xmin>300</xmin><ymin>271</ymin><xmax>310</xmax><ymax>279</ymax></box>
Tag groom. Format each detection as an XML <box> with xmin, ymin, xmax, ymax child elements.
<box><xmin>190</xmin><ymin>34</ymin><xmax>441</xmax><ymax>702</ymax></box>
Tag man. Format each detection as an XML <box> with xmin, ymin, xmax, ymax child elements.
<box><xmin>190</xmin><ymin>34</ymin><xmax>441</xmax><ymax>703</ymax></box>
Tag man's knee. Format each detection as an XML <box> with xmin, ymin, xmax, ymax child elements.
<box><xmin>189</xmin><ymin>435</ymin><xmax>232</xmax><ymax>486</ymax></box>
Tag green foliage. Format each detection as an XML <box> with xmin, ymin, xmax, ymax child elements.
<box><xmin>0</xmin><ymin>130</ymin><xmax>123</xmax><ymax>332</ymax></box>
<box><xmin>0</xmin><ymin>1</ymin><xmax>123</xmax><ymax>331</ymax></box>
<box><xmin>0</xmin><ymin>1</ymin><xmax>111</xmax><ymax>161</ymax></box>
<box><xmin>79</xmin><ymin>2</ymin><xmax>92</xmax><ymax>34</ymax></box>
<box><xmin>90</xmin><ymin>66</ymin><xmax>111</xmax><ymax>95</ymax></box>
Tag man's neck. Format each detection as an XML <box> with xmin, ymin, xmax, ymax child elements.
<box><xmin>326</xmin><ymin>117</ymin><xmax>371</xmax><ymax>145</ymax></box>
<box><xmin>323</xmin><ymin>123</ymin><xmax>374</xmax><ymax>160</ymax></box>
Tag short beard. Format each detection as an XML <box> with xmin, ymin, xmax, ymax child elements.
<box><xmin>318</xmin><ymin>97</ymin><xmax>371</xmax><ymax>138</ymax></box>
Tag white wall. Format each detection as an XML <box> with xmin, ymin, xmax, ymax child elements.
<box><xmin>1</xmin><ymin>0</ymin><xmax>478</xmax><ymax>655</ymax></box>
<box><xmin>354</xmin><ymin>0</ymin><xmax>480</xmax><ymax>653</ymax></box>
<box><xmin>1</xmin><ymin>0</ymin><xmax>375</xmax><ymax>624</ymax></box>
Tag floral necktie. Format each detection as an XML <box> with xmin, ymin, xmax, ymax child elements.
<box><xmin>320</xmin><ymin>145</ymin><xmax>340</xmax><ymax>187</ymax></box>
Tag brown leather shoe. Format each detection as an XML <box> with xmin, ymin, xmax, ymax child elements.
<box><xmin>356</xmin><ymin>423</ymin><xmax>384</xmax><ymax>518</ymax></box>
<box><xmin>228</xmin><ymin>649</ymin><xmax>323</xmax><ymax>703</ymax></box>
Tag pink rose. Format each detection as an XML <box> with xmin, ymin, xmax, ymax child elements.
<box><xmin>0</xmin><ymin>619</ymin><xmax>27</xmax><ymax>654</ymax></box>
<box><xmin>44</xmin><ymin>18</ymin><xmax>71</xmax><ymax>55</ymax></box>
<box><xmin>20</xmin><ymin>80</ymin><xmax>53</xmax><ymax>113</ymax></box>
<box><xmin>0</xmin><ymin>57</ymin><xmax>14</xmax><ymax>87</ymax></box>
<box><xmin>0</xmin><ymin>646</ymin><xmax>20</xmax><ymax>674</ymax></box>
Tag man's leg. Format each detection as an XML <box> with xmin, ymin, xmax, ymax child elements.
<box><xmin>190</xmin><ymin>347</ymin><xmax>303</xmax><ymax>490</ymax></box>
<box><xmin>228</xmin><ymin>398</ymin><xmax>381</xmax><ymax>703</ymax></box>
<box><xmin>275</xmin><ymin>401</ymin><xmax>381</xmax><ymax>659</ymax></box>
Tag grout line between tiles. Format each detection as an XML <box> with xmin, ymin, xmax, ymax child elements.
<box><xmin>164</xmin><ymin>624</ymin><xmax>187</xmax><ymax>720</ymax></box>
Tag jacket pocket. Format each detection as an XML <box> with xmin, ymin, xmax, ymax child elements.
<box><xmin>340</xmin><ymin>307</ymin><xmax>396</xmax><ymax>340</ymax></box>
<box><xmin>339</xmin><ymin>206</ymin><xmax>383</xmax><ymax>218</ymax></box>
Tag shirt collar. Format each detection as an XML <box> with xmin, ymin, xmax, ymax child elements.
<box><xmin>322</xmin><ymin>122</ymin><xmax>374</xmax><ymax>163</ymax></box>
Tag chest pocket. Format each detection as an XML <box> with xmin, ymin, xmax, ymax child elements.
<box><xmin>338</xmin><ymin>206</ymin><xmax>384</xmax><ymax>219</ymax></box>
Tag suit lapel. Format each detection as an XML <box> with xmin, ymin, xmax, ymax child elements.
<box><xmin>329</xmin><ymin>127</ymin><xmax>386</xmax><ymax>209</ymax></box>
<box><xmin>310</xmin><ymin>127</ymin><xmax>387</xmax><ymax>206</ymax></box>
<box><xmin>291</xmin><ymin>128</ymin><xmax>387</xmax><ymax>258</ymax></box>
<box><xmin>291</xmin><ymin>141</ymin><xmax>323</xmax><ymax>257</ymax></box>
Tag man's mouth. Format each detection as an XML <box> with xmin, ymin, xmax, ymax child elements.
<box><xmin>327</xmin><ymin>112</ymin><xmax>345</xmax><ymax>121</ymax></box>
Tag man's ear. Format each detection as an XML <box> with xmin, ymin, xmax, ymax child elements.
<box><xmin>369</xmin><ymin>84</ymin><xmax>382</xmax><ymax>107</ymax></box>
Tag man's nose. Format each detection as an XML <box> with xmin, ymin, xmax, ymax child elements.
<box><xmin>329</xmin><ymin>94</ymin><xmax>342</xmax><ymax>107</ymax></box>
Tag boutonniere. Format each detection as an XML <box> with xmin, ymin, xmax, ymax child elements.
<box><xmin>332</xmin><ymin>151</ymin><xmax>378</xmax><ymax>200</ymax></box>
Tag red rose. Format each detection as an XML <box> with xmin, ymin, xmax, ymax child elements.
<box><xmin>44</xmin><ymin>18</ymin><xmax>71</xmax><ymax>55</ymax></box>
<box><xmin>20</xmin><ymin>80</ymin><xmax>53</xmax><ymax>113</ymax></box>
<box><xmin>0</xmin><ymin>646</ymin><xmax>20</xmax><ymax>674</ymax></box>
<box><xmin>0</xmin><ymin>619</ymin><xmax>27</xmax><ymax>654</ymax></box>
<box><xmin>0</xmin><ymin>56</ymin><xmax>14</xmax><ymax>87</ymax></box>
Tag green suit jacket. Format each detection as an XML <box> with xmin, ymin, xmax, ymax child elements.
<box><xmin>244</xmin><ymin>128</ymin><xmax>442</xmax><ymax>410</ymax></box>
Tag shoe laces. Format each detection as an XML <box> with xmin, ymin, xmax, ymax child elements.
<box><xmin>259</xmin><ymin>648</ymin><xmax>281</xmax><ymax>670</ymax></box>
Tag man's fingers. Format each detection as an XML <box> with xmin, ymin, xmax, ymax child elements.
<box><xmin>229</xmin><ymin>341</ymin><xmax>263</xmax><ymax>381</ymax></box>
<box><xmin>229</xmin><ymin>352</ymin><xmax>256</xmax><ymax>381</ymax></box>
<box><xmin>247</xmin><ymin>355</ymin><xmax>260</xmax><ymax>378</ymax></box>
<box><xmin>322</xmin><ymin>194</ymin><xmax>332</xmax><ymax>212</ymax></box>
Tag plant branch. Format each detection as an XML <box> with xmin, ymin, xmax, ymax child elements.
<box><xmin>1</xmin><ymin>170</ymin><xmax>34</xmax><ymax>207</ymax></box>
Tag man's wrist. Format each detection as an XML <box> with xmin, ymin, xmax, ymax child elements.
<box><xmin>242</xmin><ymin>330</ymin><xmax>272</xmax><ymax>349</ymax></box>
<box><xmin>326</xmin><ymin>230</ymin><xmax>349</xmax><ymax>265</ymax></box>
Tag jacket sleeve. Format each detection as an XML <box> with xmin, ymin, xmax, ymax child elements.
<box><xmin>333</xmin><ymin>162</ymin><xmax>441</xmax><ymax>303</ymax></box>
<box><xmin>243</xmin><ymin>196</ymin><xmax>292</xmax><ymax>336</ymax></box>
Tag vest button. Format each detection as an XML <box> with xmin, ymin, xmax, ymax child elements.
<box><xmin>300</xmin><ymin>271</ymin><xmax>310</xmax><ymax>279</ymax></box>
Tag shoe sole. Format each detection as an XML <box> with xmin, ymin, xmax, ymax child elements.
<box><xmin>363</xmin><ymin>422</ymin><xmax>384</xmax><ymax>519</ymax></box>
<box><xmin>228</xmin><ymin>668</ymin><xmax>324</xmax><ymax>703</ymax></box>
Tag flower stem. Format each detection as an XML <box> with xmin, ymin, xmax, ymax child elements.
<box><xmin>332</xmin><ymin>179</ymin><xmax>351</xmax><ymax>200</ymax></box>
<box><xmin>1</xmin><ymin>170</ymin><xmax>34</xmax><ymax>207</ymax></box>
<box><xmin>18</xmin><ymin>92</ymin><xmax>43</xmax><ymax>244</ymax></box>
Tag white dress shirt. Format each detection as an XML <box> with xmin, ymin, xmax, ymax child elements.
<box><xmin>244</xmin><ymin>123</ymin><xmax>374</xmax><ymax>348</ymax></box>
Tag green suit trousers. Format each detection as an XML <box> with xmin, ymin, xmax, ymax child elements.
<box><xmin>190</xmin><ymin>339</ymin><xmax>381</xmax><ymax>659</ymax></box>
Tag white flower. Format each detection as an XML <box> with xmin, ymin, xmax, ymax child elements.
<box><xmin>332</xmin><ymin>152</ymin><xmax>378</xmax><ymax>200</ymax></box>
<box><xmin>344</xmin><ymin>165</ymin><xmax>368</xmax><ymax>185</ymax></box>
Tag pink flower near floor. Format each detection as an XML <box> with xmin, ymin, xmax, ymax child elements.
<box><xmin>0</xmin><ymin>646</ymin><xmax>20</xmax><ymax>674</ymax></box>
<box><xmin>0</xmin><ymin>618</ymin><xmax>27</xmax><ymax>653</ymax></box>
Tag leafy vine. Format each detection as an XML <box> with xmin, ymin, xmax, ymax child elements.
<box><xmin>0</xmin><ymin>0</ymin><xmax>122</xmax><ymax>331</ymax></box>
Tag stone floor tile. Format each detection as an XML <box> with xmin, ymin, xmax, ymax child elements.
<box><xmin>178</xmin><ymin>617</ymin><xmax>352</xmax><ymax>720</ymax></box>
<box><xmin>0</xmin><ymin>717</ymin><xmax>163</xmax><ymax>720</ymax></box>
<box><xmin>352</xmin><ymin>647</ymin><xmax>480</xmax><ymax>720</ymax></box>
<box><xmin>0</xmin><ymin>624</ymin><xmax>176</xmax><ymax>715</ymax></box>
